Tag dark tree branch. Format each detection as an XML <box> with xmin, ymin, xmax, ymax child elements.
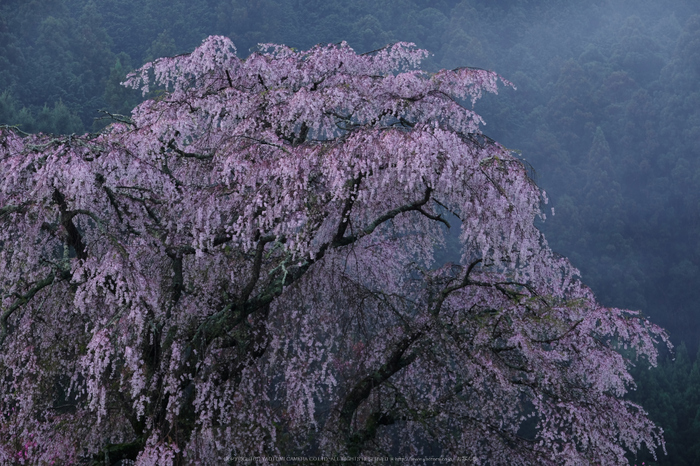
<box><xmin>416</xmin><ymin>206</ymin><xmax>450</xmax><ymax>228</ymax></box>
<box><xmin>335</xmin><ymin>186</ymin><xmax>434</xmax><ymax>247</ymax></box>
<box><xmin>0</xmin><ymin>204</ymin><xmax>29</xmax><ymax>219</ymax></box>
<box><xmin>52</xmin><ymin>189</ymin><xmax>87</xmax><ymax>260</ymax></box>
<box><xmin>531</xmin><ymin>318</ymin><xmax>584</xmax><ymax>344</ymax></box>
<box><xmin>239</xmin><ymin>235</ymin><xmax>275</xmax><ymax>304</ymax></box>
<box><xmin>339</xmin><ymin>330</ymin><xmax>422</xmax><ymax>455</ymax></box>
<box><xmin>333</xmin><ymin>175</ymin><xmax>363</xmax><ymax>245</ymax></box>
<box><xmin>293</xmin><ymin>122</ymin><xmax>309</xmax><ymax>146</ymax></box>
<box><xmin>96</xmin><ymin>110</ymin><xmax>135</xmax><ymax>127</ymax></box>
<box><xmin>167</xmin><ymin>139</ymin><xmax>214</xmax><ymax>160</ymax></box>
<box><xmin>429</xmin><ymin>259</ymin><xmax>483</xmax><ymax>317</ymax></box>
<box><xmin>0</xmin><ymin>272</ymin><xmax>55</xmax><ymax>346</ymax></box>
<box><xmin>103</xmin><ymin>185</ymin><xmax>124</xmax><ymax>223</ymax></box>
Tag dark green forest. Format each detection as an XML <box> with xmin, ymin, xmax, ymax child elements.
<box><xmin>2</xmin><ymin>0</ymin><xmax>700</xmax><ymax>463</ymax></box>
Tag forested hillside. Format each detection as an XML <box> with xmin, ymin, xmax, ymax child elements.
<box><xmin>2</xmin><ymin>0</ymin><xmax>700</xmax><ymax>463</ymax></box>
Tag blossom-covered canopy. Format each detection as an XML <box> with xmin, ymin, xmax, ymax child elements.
<box><xmin>0</xmin><ymin>36</ymin><xmax>667</xmax><ymax>464</ymax></box>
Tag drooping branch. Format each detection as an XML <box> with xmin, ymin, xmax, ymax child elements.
<box><xmin>72</xmin><ymin>209</ymin><xmax>127</xmax><ymax>258</ymax></box>
<box><xmin>0</xmin><ymin>124</ymin><xmax>31</xmax><ymax>137</ymax></box>
<box><xmin>235</xmin><ymin>135</ymin><xmax>292</xmax><ymax>155</ymax></box>
<box><xmin>166</xmin><ymin>139</ymin><xmax>214</xmax><ymax>160</ymax></box>
<box><xmin>428</xmin><ymin>259</ymin><xmax>483</xmax><ymax>317</ymax></box>
<box><xmin>239</xmin><ymin>234</ymin><xmax>276</xmax><ymax>304</ymax></box>
<box><xmin>531</xmin><ymin>318</ymin><xmax>584</xmax><ymax>344</ymax></box>
<box><xmin>0</xmin><ymin>272</ymin><xmax>55</xmax><ymax>346</ymax></box>
<box><xmin>339</xmin><ymin>330</ymin><xmax>423</xmax><ymax>455</ymax></box>
<box><xmin>167</xmin><ymin>252</ymin><xmax>185</xmax><ymax>308</ymax></box>
<box><xmin>96</xmin><ymin>110</ymin><xmax>135</xmax><ymax>127</ymax></box>
<box><xmin>52</xmin><ymin>189</ymin><xmax>87</xmax><ymax>261</ymax></box>
<box><xmin>416</xmin><ymin>205</ymin><xmax>451</xmax><ymax>228</ymax></box>
<box><xmin>0</xmin><ymin>203</ymin><xmax>29</xmax><ymax>219</ymax></box>
<box><xmin>334</xmin><ymin>185</ymin><xmax>436</xmax><ymax>247</ymax></box>
<box><xmin>292</xmin><ymin>122</ymin><xmax>309</xmax><ymax>146</ymax></box>
<box><xmin>333</xmin><ymin>175</ymin><xmax>363</xmax><ymax>244</ymax></box>
<box><xmin>95</xmin><ymin>174</ymin><xmax>124</xmax><ymax>223</ymax></box>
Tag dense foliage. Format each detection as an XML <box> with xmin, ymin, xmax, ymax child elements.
<box><xmin>0</xmin><ymin>36</ymin><xmax>669</xmax><ymax>464</ymax></box>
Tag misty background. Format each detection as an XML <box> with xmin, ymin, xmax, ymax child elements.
<box><xmin>1</xmin><ymin>0</ymin><xmax>700</xmax><ymax>463</ymax></box>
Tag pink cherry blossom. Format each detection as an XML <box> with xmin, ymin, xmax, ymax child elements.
<box><xmin>0</xmin><ymin>36</ymin><xmax>668</xmax><ymax>464</ymax></box>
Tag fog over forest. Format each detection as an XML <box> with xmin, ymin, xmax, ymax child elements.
<box><xmin>2</xmin><ymin>0</ymin><xmax>700</xmax><ymax>463</ymax></box>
